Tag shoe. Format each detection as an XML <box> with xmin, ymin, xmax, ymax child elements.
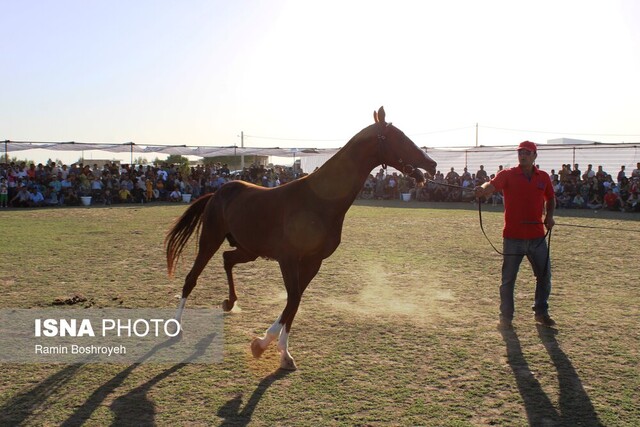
<box><xmin>535</xmin><ymin>314</ymin><xmax>556</xmax><ymax>327</ymax></box>
<box><xmin>498</xmin><ymin>316</ymin><xmax>513</xmax><ymax>330</ymax></box>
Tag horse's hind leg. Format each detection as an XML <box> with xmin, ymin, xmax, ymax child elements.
<box><xmin>176</xmin><ymin>225</ymin><xmax>225</xmax><ymax>323</ymax></box>
<box><xmin>221</xmin><ymin>248</ymin><xmax>258</xmax><ymax>311</ymax></box>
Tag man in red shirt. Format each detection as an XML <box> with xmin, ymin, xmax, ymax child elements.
<box><xmin>475</xmin><ymin>141</ymin><xmax>556</xmax><ymax>329</ymax></box>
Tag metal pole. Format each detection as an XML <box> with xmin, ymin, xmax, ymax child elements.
<box><xmin>4</xmin><ymin>140</ymin><xmax>8</xmax><ymax>163</ymax></box>
<box><xmin>475</xmin><ymin>123</ymin><xmax>478</xmax><ymax>147</ymax></box>
<box><xmin>240</xmin><ymin>131</ymin><xmax>245</xmax><ymax>170</ymax></box>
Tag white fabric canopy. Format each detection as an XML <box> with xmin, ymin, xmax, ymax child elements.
<box><xmin>3</xmin><ymin>141</ymin><xmax>341</xmax><ymax>159</ymax></box>
<box><xmin>4</xmin><ymin>140</ymin><xmax>639</xmax><ymax>175</ymax></box>
<box><xmin>422</xmin><ymin>143</ymin><xmax>640</xmax><ymax>177</ymax></box>
<box><xmin>5</xmin><ymin>141</ymin><xmax>146</xmax><ymax>153</ymax></box>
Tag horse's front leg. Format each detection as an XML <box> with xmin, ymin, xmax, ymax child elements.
<box><xmin>251</xmin><ymin>315</ymin><xmax>283</xmax><ymax>358</ymax></box>
<box><xmin>258</xmin><ymin>258</ymin><xmax>322</xmax><ymax>370</ymax></box>
<box><xmin>277</xmin><ymin>324</ymin><xmax>295</xmax><ymax>370</ymax></box>
<box><xmin>250</xmin><ymin>258</ymin><xmax>302</xmax><ymax>370</ymax></box>
<box><xmin>251</xmin><ymin>317</ymin><xmax>295</xmax><ymax>370</ymax></box>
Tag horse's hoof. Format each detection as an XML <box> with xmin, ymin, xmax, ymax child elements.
<box><xmin>221</xmin><ymin>299</ymin><xmax>234</xmax><ymax>312</ymax></box>
<box><xmin>280</xmin><ymin>355</ymin><xmax>297</xmax><ymax>371</ymax></box>
<box><xmin>251</xmin><ymin>338</ymin><xmax>266</xmax><ymax>358</ymax></box>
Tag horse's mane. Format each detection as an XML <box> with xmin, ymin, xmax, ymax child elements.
<box><xmin>310</xmin><ymin>124</ymin><xmax>377</xmax><ymax>175</ymax></box>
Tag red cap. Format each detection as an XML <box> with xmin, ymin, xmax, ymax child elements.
<box><xmin>517</xmin><ymin>141</ymin><xmax>537</xmax><ymax>152</ymax></box>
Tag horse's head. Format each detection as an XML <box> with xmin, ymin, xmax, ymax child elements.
<box><xmin>373</xmin><ymin>106</ymin><xmax>437</xmax><ymax>178</ymax></box>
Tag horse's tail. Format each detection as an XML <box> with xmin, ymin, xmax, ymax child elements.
<box><xmin>165</xmin><ymin>193</ymin><xmax>214</xmax><ymax>277</ymax></box>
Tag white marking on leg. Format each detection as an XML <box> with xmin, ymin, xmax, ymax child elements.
<box><xmin>277</xmin><ymin>325</ymin><xmax>296</xmax><ymax>370</ymax></box>
<box><xmin>277</xmin><ymin>326</ymin><xmax>289</xmax><ymax>354</ymax></box>
<box><xmin>266</xmin><ymin>315</ymin><xmax>283</xmax><ymax>337</ymax></box>
<box><xmin>175</xmin><ymin>298</ymin><xmax>187</xmax><ymax>324</ymax></box>
<box><xmin>256</xmin><ymin>315</ymin><xmax>282</xmax><ymax>350</ymax></box>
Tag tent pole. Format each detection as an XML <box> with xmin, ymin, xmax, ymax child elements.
<box><xmin>240</xmin><ymin>131</ymin><xmax>245</xmax><ymax>170</ymax></box>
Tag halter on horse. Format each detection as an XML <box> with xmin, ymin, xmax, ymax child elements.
<box><xmin>165</xmin><ymin>107</ymin><xmax>437</xmax><ymax>370</ymax></box>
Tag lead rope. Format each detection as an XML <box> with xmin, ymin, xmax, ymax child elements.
<box><xmin>477</xmin><ymin>196</ymin><xmax>552</xmax><ymax>280</ymax></box>
<box><xmin>426</xmin><ymin>178</ymin><xmax>551</xmax><ymax>266</ymax></box>
<box><xmin>476</xmin><ymin>197</ymin><xmax>551</xmax><ymax>258</ymax></box>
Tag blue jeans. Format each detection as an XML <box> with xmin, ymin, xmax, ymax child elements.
<box><xmin>500</xmin><ymin>237</ymin><xmax>551</xmax><ymax>320</ymax></box>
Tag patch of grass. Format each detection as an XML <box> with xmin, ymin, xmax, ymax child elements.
<box><xmin>0</xmin><ymin>201</ymin><xmax>638</xmax><ymax>425</ymax></box>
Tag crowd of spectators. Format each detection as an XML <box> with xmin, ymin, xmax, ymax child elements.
<box><xmin>549</xmin><ymin>162</ymin><xmax>640</xmax><ymax>212</ymax></box>
<box><xmin>0</xmin><ymin>160</ymin><xmax>303</xmax><ymax>208</ymax></box>
<box><xmin>1</xmin><ymin>159</ymin><xmax>638</xmax><ymax>214</ymax></box>
<box><xmin>359</xmin><ymin>162</ymin><xmax>640</xmax><ymax>213</ymax></box>
<box><xmin>361</xmin><ymin>165</ymin><xmax>498</xmax><ymax>204</ymax></box>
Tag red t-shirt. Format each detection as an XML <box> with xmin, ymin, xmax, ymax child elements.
<box><xmin>490</xmin><ymin>166</ymin><xmax>554</xmax><ymax>239</ymax></box>
<box><xmin>603</xmin><ymin>192</ymin><xmax>619</xmax><ymax>208</ymax></box>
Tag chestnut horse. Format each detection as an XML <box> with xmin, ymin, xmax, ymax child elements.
<box><xmin>166</xmin><ymin>107</ymin><xmax>437</xmax><ymax>370</ymax></box>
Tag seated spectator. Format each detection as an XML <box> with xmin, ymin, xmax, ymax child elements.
<box><xmin>77</xmin><ymin>175</ymin><xmax>91</xmax><ymax>196</ymax></box>
<box><xmin>553</xmin><ymin>179</ymin><xmax>563</xmax><ymax>196</ymax></box>
<box><xmin>445</xmin><ymin>187</ymin><xmax>462</xmax><ymax>202</ymax></box>
<box><xmin>190</xmin><ymin>178</ymin><xmax>201</xmax><ymax>198</ymax></box>
<box><xmin>49</xmin><ymin>175</ymin><xmax>62</xmax><ymax>198</ymax></box>
<box><xmin>603</xmin><ymin>189</ymin><xmax>622</xmax><ymax>211</ymax></box>
<box><xmin>0</xmin><ymin>179</ymin><xmax>7</xmax><ymax>208</ymax></box>
<box><xmin>182</xmin><ymin>180</ymin><xmax>193</xmax><ymax>196</ymax></box>
<box><xmin>491</xmin><ymin>190</ymin><xmax>503</xmax><ymax>206</ymax></box>
<box><xmin>625</xmin><ymin>192</ymin><xmax>639</xmax><ymax>212</ymax></box>
<box><xmin>29</xmin><ymin>187</ymin><xmax>45</xmax><ymax>207</ymax></box>
<box><xmin>169</xmin><ymin>189</ymin><xmax>182</xmax><ymax>202</ymax></box>
<box><xmin>571</xmin><ymin>193</ymin><xmax>586</xmax><ymax>209</ymax></box>
<box><xmin>44</xmin><ymin>188</ymin><xmax>59</xmax><ymax>206</ymax></box>
<box><xmin>134</xmin><ymin>176</ymin><xmax>146</xmax><ymax>202</ymax></box>
<box><xmin>103</xmin><ymin>188</ymin><xmax>113</xmax><ymax>205</ymax></box>
<box><xmin>630</xmin><ymin>177</ymin><xmax>639</xmax><ymax>196</ymax></box>
<box><xmin>60</xmin><ymin>176</ymin><xmax>73</xmax><ymax>192</ymax></box>
<box><xmin>11</xmin><ymin>186</ymin><xmax>31</xmax><ymax>207</ymax></box>
<box><xmin>118</xmin><ymin>187</ymin><xmax>133</xmax><ymax>203</ymax></box>
<box><xmin>155</xmin><ymin>179</ymin><xmax>166</xmax><ymax>200</ymax></box>
<box><xmin>587</xmin><ymin>193</ymin><xmax>603</xmax><ymax>210</ymax></box>
<box><xmin>386</xmin><ymin>173</ymin><xmax>399</xmax><ymax>199</ymax></box>
<box><xmin>557</xmin><ymin>192</ymin><xmax>571</xmax><ymax>209</ymax></box>
<box><xmin>90</xmin><ymin>176</ymin><xmax>104</xmax><ymax>201</ymax></box>
<box><xmin>64</xmin><ymin>187</ymin><xmax>79</xmax><ymax>206</ymax></box>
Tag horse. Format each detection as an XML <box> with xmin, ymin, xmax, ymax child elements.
<box><xmin>165</xmin><ymin>107</ymin><xmax>437</xmax><ymax>370</ymax></box>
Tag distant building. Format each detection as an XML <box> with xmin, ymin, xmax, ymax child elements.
<box><xmin>547</xmin><ymin>138</ymin><xmax>598</xmax><ymax>145</ymax></box>
<box><xmin>72</xmin><ymin>159</ymin><xmax>120</xmax><ymax>168</ymax></box>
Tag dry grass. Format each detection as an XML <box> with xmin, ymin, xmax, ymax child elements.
<box><xmin>0</xmin><ymin>201</ymin><xmax>638</xmax><ymax>426</ymax></box>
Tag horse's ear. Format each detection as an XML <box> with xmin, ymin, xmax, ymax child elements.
<box><xmin>377</xmin><ymin>106</ymin><xmax>386</xmax><ymax>124</ymax></box>
<box><xmin>373</xmin><ymin>110</ymin><xmax>378</xmax><ymax>123</ymax></box>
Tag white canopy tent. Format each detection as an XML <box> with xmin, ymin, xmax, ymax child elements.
<box><xmin>300</xmin><ymin>143</ymin><xmax>640</xmax><ymax>178</ymax></box>
<box><xmin>3</xmin><ymin>140</ymin><xmax>639</xmax><ymax>178</ymax></box>
<box><xmin>2</xmin><ymin>141</ymin><xmax>339</xmax><ymax>165</ymax></box>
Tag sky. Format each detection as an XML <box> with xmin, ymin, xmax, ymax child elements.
<box><xmin>2</xmin><ymin>0</ymin><xmax>640</xmax><ymax>165</ymax></box>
